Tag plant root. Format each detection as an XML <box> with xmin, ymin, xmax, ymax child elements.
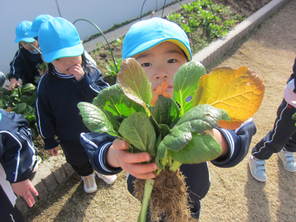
<box><xmin>134</xmin><ymin>170</ymin><xmax>191</xmax><ymax>222</ymax></box>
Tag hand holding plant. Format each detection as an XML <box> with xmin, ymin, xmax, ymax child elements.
<box><xmin>78</xmin><ymin>58</ymin><xmax>264</xmax><ymax>222</ymax></box>
<box><xmin>107</xmin><ymin>139</ymin><xmax>158</xmax><ymax>179</ymax></box>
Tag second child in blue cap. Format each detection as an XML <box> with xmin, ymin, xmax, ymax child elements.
<box><xmin>36</xmin><ymin>17</ymin><xmax>117</xmax><ymax>193</ymax></box>
<box><xmin>80</xmin><ymin>17</ymin><xmax>257</xmax><ymax>220</ymax></box>
<box><xmin>8</xmin><ymin>20</ymin><xmax>43</xmax><ymax>89</ymax></box>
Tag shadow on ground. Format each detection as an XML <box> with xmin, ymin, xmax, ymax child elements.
<box><xmin>245</xmin><ymin>167</ymin><xmax>271</xmax><ymax>222</ymax></box>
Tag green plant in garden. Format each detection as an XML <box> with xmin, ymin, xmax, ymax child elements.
<box><xmin>167</xmin><ymin>0</ymin><xmax>244</xmax><ymax>51</ymax></box>
<box><xmin>90</xmin><ymin>1</ymin><xmax>243</xmax><ymax>79</ymax></box>
<box><xmin>0</xmin><ymin>83</ymin><xmax>37</xmax><ymax>136</ymax></box>
<box><xmin>78</xmin><ymin>58</ymin><xmax>264</xmax><ymax>221</ymax></box>
<box><xmin>106</xmin><ymin>58</ymin><xmax>122</xmax><ymax>76</ymax></box>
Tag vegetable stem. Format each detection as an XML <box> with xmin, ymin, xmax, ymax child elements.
<box><xmin>137</xmin><ymin>179</ymin><xmax>155</xmax><ymax>222</ymax></box>
<box><xmin>170</xmin><ymin>160</ymin><xmax>181</xmax><ymax>172</ymax></box>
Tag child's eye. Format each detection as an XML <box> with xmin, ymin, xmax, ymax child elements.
<box><xmin>141</xmin><ymin>62</ymin><xmax>151</xmax><ymax>68</ymax></box>
<box><xmin>168</xmin><ymin>58</ymin><xmax>177</xmax><ymax>63</ymax></box>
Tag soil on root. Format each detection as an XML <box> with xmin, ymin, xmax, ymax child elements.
<box><xmin>134</xmin><ymin>170</ymin><xmax>191</xmax><ymax>222</ymax></box>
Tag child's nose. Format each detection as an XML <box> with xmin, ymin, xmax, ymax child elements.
<box><xmin>154</xmin><ymin>73</ymin><xmax>168</xmax><ymax>80</ymax></box>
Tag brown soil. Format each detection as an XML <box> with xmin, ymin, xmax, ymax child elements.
<box><xmin>27</xmin><ymin>1</ymin><xmax>296</xmax><ymax>222</ymax></box>
<box><xmin>216</xmin><ymin>0</ymin><xmax>272</xmax><ymax>16</ymax></box>
<box><xmin>134</xmin><ymin>170</ymin><xmax>190</xmax><ymax>222</ymax></box>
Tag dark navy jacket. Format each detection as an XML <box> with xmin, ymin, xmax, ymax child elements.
<box><xmin>8</xmin><ymin>47</ymin><xmax>43</xmax><ymax>85</ymax></box>
<box><xmin>36</xmin><ymin>64</ymin><xmax>109</xmax><ymax>150</ymax></box>
<box><xmin>80</xmin><ymin>119</ymin><xmax>257</xmax><ymax>175</ymax></box>
<box><xmin>0</xmin><ymin>109</ymin><xmax>36</xmax><ymax>183</ymax></box>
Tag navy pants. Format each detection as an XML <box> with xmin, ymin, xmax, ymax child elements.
<box><xmin>61</xmin><ymin>140</ymin><xmax>94</xmax><ymax>176</ymax></box>
<box><xmin>127</xmin><ymin>162</ymin><xmax>210</xmax><ymax>219</ymax></box>
<box><xmin>0</xmin><ymin>186</ymin><xmax>24</xmax><ymax>222</ymax></box>
<box><xmin>252</xmin><ymin>100</ymin><xmax>296</xmax><ymax>160</ymax></box>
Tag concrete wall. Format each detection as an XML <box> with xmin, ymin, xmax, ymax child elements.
<box><xmin>1</xmin><ymin>0</ymin><xmax>174</xmax><ymax>73</ymax></box>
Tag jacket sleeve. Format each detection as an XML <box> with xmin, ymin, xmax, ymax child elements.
<box><xmin>211</xmin><ymin>119</ymin><xmax>257</xmax><ymax>168</ymax></box>
<box><xmin>0</xmin><ymin>110</ymin><xmax>37</xmax><ymax>183</ymax></box>
<box><xmin>80</xmin><ymin>132</ymin><xmax>121</xmax><ymax>175</ymax></box>
<box><xmin>35</xmin><ymin>77</ymin><xmax>59</xmax><ymax>149</ymax></box>
<box><xmin>84</xmin><ymin>51</ymin><xmax>97</xmax><ymax>67</ymax></box>
<box><xmin>76</xmin><ymin>67</ymin><xmax>109</xmax><ymax>99</ymax></box>
<box><xmin>8</xmin><ymin>50</ymin><xmax>24</xmax><ymax>80</ymax></box>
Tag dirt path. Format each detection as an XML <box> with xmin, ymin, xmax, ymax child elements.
<box><xmin>201</xmin><ymin>1</ymin><xmax>296</xmax><ymax>221</ymax></box>
<box><xmin>27</xmin><ymin>1</ymin><xmax>296</xmax><ymax>222</ymax></box>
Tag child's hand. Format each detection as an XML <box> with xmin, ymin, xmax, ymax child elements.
<box><xmin>69</xmin><ymin>64</ymin><xmax>85</xmax><ymax>80</ymax></box>
<box><xmin>11</xmin><ymin>179</ymin><xmax>39</xmax><ymax>207</ymax></box>
<box><xmin>8</xmin><ymin>78</ymin><xmax>21</xmax><ymax>90</ymax></box>
<box><xmin>107</xmin><ymin>139</ymin><xmax>158</xmax><ymax>179</ymax></box>
<box><xmin>210</xmin><ymin>128</ymin><xmax>228</xmax><ymax>156</ymax></box>
<box><xmin>47</xmin><ymin>146</ymin><xmax>59</xmax><ymax>156</ymax></box>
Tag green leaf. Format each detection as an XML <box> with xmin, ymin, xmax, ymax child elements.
<box><xmin>158</xmin><ymin>104</ymin><xmax>228</xmax><ymax>152</ymax></box>
<box><xmin>78</xmin><ymin>102</ymin><xmax>118</xmax><ymax>136</ymax></box>
<box><xmin>117</xmin><ymin>58</ymin><xmax>152</xmax><ymax>114</ymax></box>
<box><xmin>176</xmin><ymin>104</ymin><xmax>229</xmax><ymax>127</ymax></box>
<box><xmin>118</xmin><ymin>112</ymin><xmax>156</xmax><ymax>156</ymax></box>
<box><xmin>168</xmin><ymin>133</ymin><xmax>222</xmax><ymax>164</ymax></box>
<box><xmin>173</xmin><ymin>61</ymin><xmax>207</xmax><ymax>115</ymax></box>
<box><xmin>150</xmin><ymin>95</ymin><xmax>180</xmax><ymax>126</ymax></box>
<box><xmin>13</xmin><ymin>103</ymin><xmax>27</xmax><ymax>113</ymax></box>
<box><xmin>93</xmin><ymin>84</ymin><xmax>145</xmax><ymax>118</ymax></box>
<box><xmin>155</xmin><ymin>142</ymin><xmax>169</xmax><ymax>169</ymax></box>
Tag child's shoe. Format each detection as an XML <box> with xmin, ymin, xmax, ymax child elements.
<box><xmin>81</xmin><ymin>173</ymin><xmax>97</xmax><ymax>193</ymax></box>
<box><xmin>278</xmin><ymin>149</ymin><xmax>296</xmax><ymax>172</ymax></box>
<box><xmin>95</xmin><ymin>172</ymin><xmax>117</xmax><ymax>185</ymax></box>
<box><xmin>249</xmin><ymin>155</ymin><xmax>266</xmax><ymax>182</ymax></box>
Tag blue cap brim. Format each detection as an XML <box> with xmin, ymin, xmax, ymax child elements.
<box><xmin>124</xmin><ymin>38</ymin><xmax>191</xmax><ymax>61</ymax></box>
<box><xmin>42</xmin><ymin>43</ymin><xmax>84</xmax><ymax>63</ymax></box>
<box><xmin>15</xmin><ymin>37</ymin><xmax>35</xmax><ymax>43</ymax></box>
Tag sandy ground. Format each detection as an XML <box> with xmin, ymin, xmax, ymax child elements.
<box><xmin>27</xmin><ymin>1</ymin><xmax>296</xmax><ymax>221</ymax></box>
<box><xmin>201</xmin><ymin>1</ymin><xmax>296</xmax><ymax>221</ymax></box>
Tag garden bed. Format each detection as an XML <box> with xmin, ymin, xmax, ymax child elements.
<box><xmin>90</xmin><ymin>0</ymin><xmax>272</xmax><ymax>83</ymax></box>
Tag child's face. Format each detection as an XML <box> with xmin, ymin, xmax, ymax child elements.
<box><xmin>134</xmin><ymin>41</ymin><xmax>187</xmax><ymax>97</ymax></box>
<box><xmin>52</xmin><ymin>56</ymin><xmax>83</xmax><ymax>75</ymax></box>
<box><xmin>20</xmin><ymin>41</ymin><xmax>39</xmax><ymax>52</ymax></box>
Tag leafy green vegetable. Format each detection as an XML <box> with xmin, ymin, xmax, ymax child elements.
<box><xmin>78</xmin><ymin>59</ymin><xmax>234</xmax><ymax>222</ymax></box>
<box><xmin>118</xmin><ymin>112</ymin><xmax>156</xmax><ymax>156</ymax></box>
<box><xmin>150</xmin><ymin>95</ymin><xmax>179</xmax><ymax>127</ymax></box>
<box><xmin>93</xmin><ymin>84</ymin><xmax>144</xmax><ymax>117</ymax></box>
<box><xmin>168</xmin><ymin>132</ymin><xmax>221</xmax><ymax>164</ymax></box>
<box><xmin>173</xmin><ymin>61</ymin><xmax>207</xmax><ymax>115</ymax></box>
<box><xmin>78</xmin><ymin>102</ymin><xmax>118</xmax><ymax>137</ymax></box>
<box><xmin>117</xmin><ymin>58</ymin><xmax>152</xmax><ymax>114</ymax></box>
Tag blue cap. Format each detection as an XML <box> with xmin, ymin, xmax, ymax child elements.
<box><xmin>15</xmin><ymin>21</ymin><xmax>36</xmax><ymax>43</ymax></box>
<box><xmin>38</xmin><ymin>17</ymin><xmax>84</xmax><ymax>63</ymax></box>
<box><xmin>29</xmin><ymin>14</ymin><xmax>54</xmax><ymax>37</ymax></box>
<box><xmin>122</xmin><ymin>17</ymin><xmax>191</xmax><ymax>60</ymax></box>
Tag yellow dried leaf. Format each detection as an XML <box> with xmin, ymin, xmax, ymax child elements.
<box><xmin>194</xmin><ymin>67</ymin><xmax>265</xmax><ymax>129</ymax></box>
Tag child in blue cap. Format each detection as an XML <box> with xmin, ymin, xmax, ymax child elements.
<box><xmin>8</xmin><ymin>20</ymin><xmax>43</xmax><ymax>89</ymax></box>
<box><xmin>29</xmin><ymin>14</ymin><xmax>54</xmax><ymax>38</ymax></box>
<box><xmin>30</xmin><ymin>14</ymin><xmax>97</xmax><ymax>68</ymax></box>
<box><xmin>80</xmin><ymin>17</ymin><xmax>257</xmax><ymax>220</ymax></box>
<box><xmin>36</xmin><ymin>17</ymin><xmax>117</xmax><ymax>193</ymax></box>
